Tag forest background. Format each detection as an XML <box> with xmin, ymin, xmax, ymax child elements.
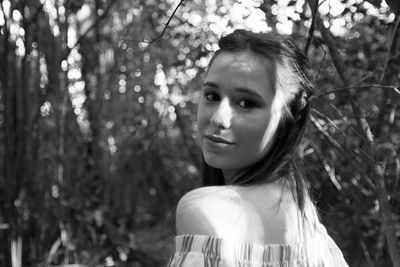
<box><xmin>0</xmin><ymin>0</ymin><xmax>399</xmax><ymax>266</ymax></box>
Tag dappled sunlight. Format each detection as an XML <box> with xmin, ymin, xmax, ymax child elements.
<box><xmin>0</xmin><ymin>0</ymin><xmax>399</xmax><ymax>265</ymax></box>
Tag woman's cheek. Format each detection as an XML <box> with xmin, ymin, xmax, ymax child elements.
<box><xmin>197</xmin><ymin>109</ymin><xmax>209</xmax><ymax>143</ymax></box>
<box><xmin>197</xmin><ymin>104</ymin><xmax>212</xmax><ymax>128</ymax></box>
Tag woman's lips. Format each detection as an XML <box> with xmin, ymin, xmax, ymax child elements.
<box><xmin>204</xmin><ymin>134</ymin><xmax>234</xmax><ymax>146</ymax></box>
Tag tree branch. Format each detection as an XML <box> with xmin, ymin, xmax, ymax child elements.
<box><xmin>313</xmin><ymin>13</ymin><xmax>374</xmax><ymax>142</ymax></box>
<box><xmin>374</xmin><ymin>14</ymin><xmax>400</xmax><ymax>138</ymax></box>
<box><xmin>309</xmin><ymin>115</ymin><xmax>376</xmax><ymax>190</ymax></box>
<box><xmin>314</xmin><ymin>84</ymin><xmax>400</xmax><ymax>98</ymax></box>
<box><xmin>312</xmin><ymin>108</ymin><xmax>376</xmax><ymax>161</ymax></box>
<box><xmin>306</xmin><ymin>1</ymin><xmax>400</xmax><ymax>265</ymax></box>
<box><xmin>375</xmin><ymin>160</ymin><xmax>400</xmax><ymax>267</ymax></box>
<box><xmin>304</xmin><ymin>0</ymin><xmax>319</xmax><ymax>55</ymax></box>
<box><xmin>325</xmin><ymin>100</ymin><xmax>376</xmax><ymax>143</ymax></box>
<box><xmin>145</xmin><ymin>0</ymin><xmax>186</xmax><ymax>44</ymax></box>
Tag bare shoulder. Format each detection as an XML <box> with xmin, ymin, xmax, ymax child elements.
<box><xmin>176</xmin><ymin>183</ymin><xmax>305</xmax><ymax>245</ymax></box>
<box><xmin>176</xmin><ymin>186</ymin><xmax>261</xmax><ymax>241</ymax></box>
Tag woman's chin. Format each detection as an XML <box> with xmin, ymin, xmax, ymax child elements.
<box><xmin>204</xmin><ymin>158</ymin><xmax>226</xmax><ymax>170</ymax></box>
<box><xmin>204</xmin><ymin>156</ymin><xmax>237</xmax><ymax>172</ymax></box>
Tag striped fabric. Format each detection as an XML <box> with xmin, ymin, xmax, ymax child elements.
<box><xmin>167</xmin><ymin>226</ymin><xmax>348</xmax><ymax>267</ymax></box>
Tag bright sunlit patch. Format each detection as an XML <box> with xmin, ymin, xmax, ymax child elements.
<box><xmin>319</xmin><ymin>0</ymin><xmax>346</xmax><ymax>16</ymax></box>
<box><xmin>276</xmin><ymin>0</ymin><xmax>299</xmax><ymax>20</ymax></box>
<box><xmin>10</xmin><ymin>23</ymin><xmax>19</xmax><ymax>37</ymax></box>
<box><xmin>71</xmin><ymin>91</ymin><xmax>86</xmax><ymax>107</ymax></box>
<box><xmin>58</xmin><ymin>5</ymin><xmax>65</xmax><ymax>17</ymax></box>
<box><xmin>68</xmin><ymin>80</ymin><xmax>88</xmax><ymax>136</ymax></box>
<box><xmin>277</xmin><ymin>21</ymin><xmax>293</xmax><ymax>35</ymax></box>
<box><xmin>68</xmin><ymin>25</ymin><xmax>77</xmax><ymax>48</ymax></box>
<box><xmin>52</xmin><ymin>24</ymin><xmax>60</xmax><ymax>36</ymax></box>
<box><xmin>331</xmin><ymin>18</ymin><xmax>347</xmax><ymax>36</ymax></box>
<box><xmin>155</xmin><ymin>64</ymin><xmax>169</xmax><ymax>97</ymax></box>
<box><xmin>108</xmin><ymin>136</ymin><xmax>117</xmax><ymax>154</ymax></box>
<box><xmin>61</xmin><ymin>60</ymin><xmax>68</xmax><ymax>71</ymax></box>
<box><xmin>188</xmin><ymin>12</ymin><xmax>202</xmax><ymax>26</ymax></box>
<box><xmin>200</xmin><ymin>0</ymin><xmax>392</xmax><ymax>38</ymax></box>
<box><xmin>209</xmin><ymin>16</ymin><xmax>229</xmax><ymax>36</ymax></box>
<box><xmin>2</xmin><ymin>0</ymin><xmax>10</xmax><ymax>18</ymax></box>
<box><xmin>40</xmin><ymin>101</ymin><xmax>52</xmax><ymax>117</ymax></box>
<box><xmin>243</xmin><ymin>8</ymin><xmax>268</xmax><ymax>32</ymax></box>
<box><xmin>76</xmin><ymin>4</ymin><xmax>92</xmax><ymax>35</ymax></box>
<box><xmin>0</xmin><ymin>12</ymin><xmax>4</xmax><ymax>26</ymax></box>
<box><xmin>118</xmin><ymin>86</ymin><xmax>126</xmax><ymax>94</ymax></box>
<box><xmin>15</xmin><ymin>37</ymin><xmax>25</xmax><ymax>57</ymax></box>
<box><xmin>12</xmin><ymin>10</ymin><xmax>22</xmax><ymax>21</ymax></box>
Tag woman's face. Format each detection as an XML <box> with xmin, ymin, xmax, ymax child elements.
<box><xmin>197</xmin><ymin>51</ymin><xmax>277</xmax><ymax>179</ymax></box>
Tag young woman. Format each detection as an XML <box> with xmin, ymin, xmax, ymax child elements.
<box><xmin>168</xmin><ymin>30</ymin><xmax>348</xmax><ymax>267</ymax></box>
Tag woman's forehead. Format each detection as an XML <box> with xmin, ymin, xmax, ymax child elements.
<box><xmin>207</xmin><ymin>52</ymin><xmax>274</xmax><ymax>80</ymax></box>
<box><xmin>211</xmin><ymin>51</ymin><xmax>273</xmax><ymax>69</ymax></box>
<box><xmin>205</xmin><ymin>51</ymin><xmax>276</xmax><ymax>99</ymax></box>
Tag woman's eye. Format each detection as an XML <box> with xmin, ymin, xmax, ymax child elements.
<box><xmin>238</xmin><ymin>99</ymin><xmax>257</xmax><ymax>109</ymax></box>
<box><xmin>204</xmin><ymin>92</ymin><xmax>220</xmax><ymax>102</ymax></box>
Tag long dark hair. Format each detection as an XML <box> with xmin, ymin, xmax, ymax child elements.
<box><xmin>201</xmin><ymin>30</ymin><xmax>313</xmax><ymax>212</ymax></box>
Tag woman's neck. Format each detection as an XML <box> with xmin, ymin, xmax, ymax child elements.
<box><xmin>222</xmin><ymin>169</ymin><xmax>240</xmax><ymax>184</ymax></box>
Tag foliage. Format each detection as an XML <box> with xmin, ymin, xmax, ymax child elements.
<box><xmin>0</xmin><ymin>0</ymin><xmax>399</xmax><ymax>266</ymax></box>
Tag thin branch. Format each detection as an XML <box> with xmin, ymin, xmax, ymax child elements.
<box><xmin>318</xmin><ymin>19</ymin><xmax>374</xmax><ymax>143</ymax></box>
<box><xmin>374</xmin><ymin>14</ymin><xmax>400</xmax><ymax>138</ymax></box>
<box><xmin>375</xmin><ymin>160</ymin><xmax>400</xmax><ymax>267</ymax></box>
<box><xmin>144</xmin><ymin>0</ymin><xmax>185</xmax><ymax>44</ymax></box>
<box><xmin>379</xmin><ymin>15</ymin><xmax>400</xmax><ymax>85</ymax></box>
<box><xmin>307</xmin><ymin>2</ymin><xmax>376</xmax><ymax>144</ymax></box>
<box><xmin>303</xmin><ymin>2</ymin><xmax>400</xmax><ymax>263</ymax></box>
<box><xmin>313</xmin><ymin>38</ymin><xmax>327</xmax><ymax>82</ymax></box>
<box><xmin>309</xmin><ymin>115</ymin><xmax>376</xmax><ymax>191</ymax></box>
<box><xmin>392</xmin><ymin>157</ymin><xmax>400</xmax><ymax>197</ymax></box>
<box><xmin>311</xmin><ymin>108</ymin><xmax>376</xmax><ymax>161</ymax></box>
<box><xmin>304</xmin><ymin>0</ymin><xmax>319</xmax><ymax>55</ymax></box>
<box><xmin>321</xmin><ymin>159</ymin><xmax>343</xmax><ymax>191</ymax></box>
<box><xmin>360</xmin><ymin>239</ymin><xmax>374</xmax><ymax>266</ymax></box>
<box><xmin>310</xmin><ymin>141</ymin><xmax>374</xmax><ymax>266</ymax></box>
<box><xmin>323</xmin><ymin>100</ymin><xmax>380</xmax><ymax>144</ymax></box>
<box><xmin>314</xmin><ymin>84</ymin><xmax>400</xmax><ymax>98</ymax></box>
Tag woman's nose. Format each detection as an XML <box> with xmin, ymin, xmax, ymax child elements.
<box><xmin>210</xmin><ymin>98</ymin><xmax>233</xmax><ymax>129</ymax></box>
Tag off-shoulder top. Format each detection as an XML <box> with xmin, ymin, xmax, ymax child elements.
<box><xmin>167</xmin><ymin>222</ymin><xmax>348</xmax><ymax>267</ymax></box>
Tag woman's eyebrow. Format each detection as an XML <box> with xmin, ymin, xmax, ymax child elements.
<box><xmin>235</xmin><ymin>87</ymin><xmax>263</xmax><ymax>99</ymax></box>
<box><xmin>202</xmin><ymin>81</ymin><xmax>219</xmax><ymax>88</ymax></box>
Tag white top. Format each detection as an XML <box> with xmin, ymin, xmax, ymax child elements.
<box><xmin>168</xmin><ymin>185</ymin><xmax>348</xmax><ymax>267</ymax></box>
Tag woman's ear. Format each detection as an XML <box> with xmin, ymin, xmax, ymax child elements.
<box><xmin>297</xmin><ymin>91</ymin><xmax>310</xmax><ymax>119</ymax></box>
<box><xmin>289</xmin><ymin>90</ymin><xmax>309</xmax><ymax>122</ymax></box>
